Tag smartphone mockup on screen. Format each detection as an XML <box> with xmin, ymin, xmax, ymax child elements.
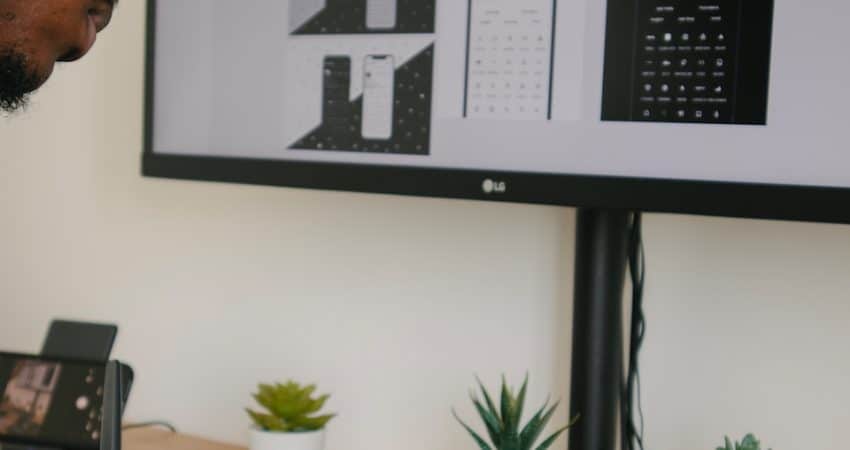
<box><xmin>362</xmin><ymin>55</ymin><xmax>395</xmax><ymax>140</ymax></box>
<box><xmin>322</xmin><ymin>56</ymin><xmax>352</xmax><ymax>136</ymax></box>
<box><xmin>366</xmin><ymin>0</ymin><xmax>397</xmax><ymax>30</ymax></box>
<box><xmin>0</xmin><ymin>352</ymin><xmax>133</xmax><ymax>450</ymax></box>
<box><xmin>465</xmin><ymin>0</ymin><xmax>557</xmax><ymax>120</ymax></box>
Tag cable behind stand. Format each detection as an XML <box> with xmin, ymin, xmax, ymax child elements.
<box><xmin>622</xmin><ymin>213</ymin><xmax>647</xmax><ymax>450</ymax></box>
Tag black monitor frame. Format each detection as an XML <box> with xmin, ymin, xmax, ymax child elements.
<box><xmin>141</xmin><ymin>0</ymin><xmax>850</xmax><ymax>225</ymax></box>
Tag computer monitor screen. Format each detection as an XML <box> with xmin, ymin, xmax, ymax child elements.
<box><xmin>144</xmin><ymin>0</ymin><xmax>850</xmax><ymax>223</ymax></box>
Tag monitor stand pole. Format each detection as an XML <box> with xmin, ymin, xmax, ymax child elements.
<box><xmin>568</xmin><ymin>209</ymin><xmax>631</xmax><ymax>450</ymax></box>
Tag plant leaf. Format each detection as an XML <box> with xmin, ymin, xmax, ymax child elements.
<box><xmin>454</xmin><ymin>410</ymin><xmax>494</xmax><ymax>450</ymax></box>
<box><xmin>739</xmin><ymin>434</ymin><xmax>760</xmax><ymax>450</ymax></box>
<box><xmin>476</xmin><ymin>376</ymin><xmax>502</xmax><ymax>425</ymax></box>
<box><xmin>292</xmin><ymin>414</ymin><xmax>336</xmax><ymax>431</ymax></box>
<box><xmin>246</xmin><ymin>409</ymin><xmax>290</xmax><ymax>432</ymax></box>
<box><xmin>519</xmin><ymin>400</ymin><xmax>560</xmax><ymax>449</ymax></box>
<box><xmin>304</xmin><ymin>394</ymin><xmax>330</xmax><ymax>415</ymax></box>
<box><xmin>500</xmin><ymin>375</ymin><xmax>512</xmax><ymax>430</ymax></box>
<box><xmin>533</xmin><ymin>417</ymin><xmax>578</xmax><ymax>450</ymax></box>
<box><xmin>471</xmin><ymin>395</ymin><xmax>502</xmax><ymax>448</ymax></box>
<box><xmin>533</xmin><ymin>424</ymin><xmax>571</xmax><ymax>450</ymax></box>
<box><xmin>518</xmin><ymin>398</ymin><xmax>549</xmax><ymax>450</ymax></box>
<box><xmin>514</xmin><ymin>374</ymin><xmax>528</xmax><ymax>434</ymax></box>
<box><xmin>500</xmin><ymin>375</ymin><xmax>523</xmax><ymax>450</ymax></box>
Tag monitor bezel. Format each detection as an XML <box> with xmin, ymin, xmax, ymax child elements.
<box><xmin>141</xmin><ymin>0</ymin><xmax>850</xmax><ymax>225</ymax></box>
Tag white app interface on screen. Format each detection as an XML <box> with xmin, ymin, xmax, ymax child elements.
<box><xmin>362</xmin><ymin>55</ymin><xmax>396</xmax><ymax>140</ymax></box>
<box><xmin>465</xmin><ymin>0</ymin><xmax>556</xmax><ymax>120</ymax></box>
<box><xmin>367</xmin><ymin>0</ymin><xmax>397</xmax><ymax>30</ymax></box>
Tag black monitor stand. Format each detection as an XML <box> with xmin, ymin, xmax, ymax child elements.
<box><xmin>568</xmin><ymin>209</ymin><xmax>632</xmax><ymax>450</ymax></box>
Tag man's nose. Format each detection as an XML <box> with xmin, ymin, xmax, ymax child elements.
<box><xmin>58</xmin><ymin>21</ymin><xmax>97</xmax><ymax>62</ymax></box>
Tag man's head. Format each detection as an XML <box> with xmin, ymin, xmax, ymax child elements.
<box><xmin>0</xmin><ymin>0</ymin><xmax>116</xmax><ymax>113</ymax></box>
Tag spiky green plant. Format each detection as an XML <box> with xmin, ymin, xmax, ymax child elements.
<box><xmin>246</xmin><ymin>381</ymin><xmax>335</xmax><ymax>432</ymax></box>
<box><xmin>454</xmin><ymin>376</ymin><xmax>579</xmax><ymax>450</ymax></box>
<box><xmin>717</xmin><ymin>434</ymin><xmax>770</xmax><ymax>450</ymax></box>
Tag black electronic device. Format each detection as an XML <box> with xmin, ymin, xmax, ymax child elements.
<box><xmin>142</xmin><ymin>0</ymin><xmax>850</xmax><ymax>224</ymax></box>
<box><xmin>0</xmin><ymin>353</ymin><xmax>133</xmax><ymax>450</ymax></box>
<box><xmin>41</xmin><ymin>321</ymin><xmax>117</xmax><ymax>363</ymax></box>
<box><xmin>98</xmin><ymin>362</ymin><xmax>122</xmax><ymax>450</ymax></box>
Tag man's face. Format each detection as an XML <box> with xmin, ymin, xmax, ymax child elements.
<box><xmin>0</xmin><ymin>0</ymin><xmax>116</xmax><ymax>113</ymax></box>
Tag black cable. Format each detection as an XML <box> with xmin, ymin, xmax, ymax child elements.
<box><xmin>122</xmin><ymin>421</ymin><xmax>178</xmax><ymax>433</ymax></box>
<box><xmin>622</xmin><ymin>212</ymin><xmax>647</xmax><ymax>450</ymax></box>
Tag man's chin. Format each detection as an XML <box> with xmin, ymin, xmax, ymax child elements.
<box><xmin>0</xmin><ymin>48</ymin><xmax>44</xmax><ymax>113</ymax></box>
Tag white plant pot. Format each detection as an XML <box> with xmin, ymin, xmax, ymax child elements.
<box><xmin>250</xmin><ymin>428</ymin><xmax>326</xmax><ymax>450</ymax></box>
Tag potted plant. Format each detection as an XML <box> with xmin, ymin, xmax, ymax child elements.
<box><xmin>454</xmin><ymin>376</ymin><xmax>579</xmax><ymax>450</ymax></box>
<box><xmin>717</xmin><ymin>434</ymin><xmax>771</xmax><ymax>450</ymax></box>
<box><xmin>246</xmin><ymin>381</ymin><xmax>335</xmax><ymax>450</ymax></box>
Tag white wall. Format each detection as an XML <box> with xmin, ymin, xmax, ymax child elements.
<box><xmin>1</xmin><ymin>2</ymin><xmax>849</xmax><ymax>450</ymax></box>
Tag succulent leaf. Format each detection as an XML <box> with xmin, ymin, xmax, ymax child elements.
<box><xmin>519</xmin><ymin>400</ymin><xmax>560</xmax><ymax>450</ymax></box>
<box><xmin>291</xmin><ymin>414</ymin><xmax>336</xmax><ymax>430</ymax></box>
<box><xmin>718</xmin><ymin>434</ymin><xmax>764</xmax><ymax>450</ymax></box>
<box><xmin>518</xmin><ymin>399</ymin><xmax>549</xmax><ymax>450</ymax></box>
<box><xmin>454</xmin><ymin>410</ymin><xmax>495</xmax><ymax>450</ymax></box>
<box><xmin>534</xmin><ymin>423</ymin><xmax>571</xmax><ymax>450</ymax></box>
<box><xmin>472</xmin><ymin>395</ymin><xmax>502</xmax><ymax>447</ymax></box>
<box><xmin>514</xmin><ymin>375</ymin><xmax>528</xmax><ymax>433</ymax></box>
<box><xmin>476</xmin><ymin>376</ymin><xmax>502</xmax><ymax>425</ymax></box>
<box><xmin>739</xmin><ymin>434</ymin><xmax>760</xmax><ymax>450</ymax></box>
<box><xmin>500</xmin><ymin>376</ymin><xmax>514</xmax><ymax>434</ymax></box>
<box><xmin>246</xmin><ymin>409</ymin><xmax>290</xmax><ymax>432</ymax></box>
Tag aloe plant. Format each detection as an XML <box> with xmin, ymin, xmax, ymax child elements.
<box><xmin>454</xmin><ymin>376</ymin><xmax>579</xmax><ymax>450</ymax></box>
<box><xmin>717</xmin><ymin>434</ymin><xmax>770</xmax><ymax>450</ymax></box>
<box><xmin>246</xmin><ymin>381</ymin><xmax>335</xmax><ymax>432</ymax></box>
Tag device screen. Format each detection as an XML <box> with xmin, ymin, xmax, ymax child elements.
<box><xmin>0</xmin><ymin>353</ymin><xmax>104</xmax><ymax>450</ymax></box>
<box><xmin>366</xmin><ymin>0</ymin><xmax>397</xmax><ymax>30</ymax></box>
<box><xmin>362</xmin><ymin>55</ymin><xmax>396</xmax><ymax>140</ymax></box>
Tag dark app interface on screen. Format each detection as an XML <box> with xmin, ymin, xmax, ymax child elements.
<box><xmin>0</xmin><ymin>354</ymin><xmax>104</xmax><ymax>449</ymax></box>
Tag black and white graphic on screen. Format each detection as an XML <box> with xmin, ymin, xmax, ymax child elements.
<box><xmin>367</xmin><ymin>0</ymin><xmax>398</xmax><ymax>30</ymax></box>
<box><xmin>289</xmin><ymin>0</ymin><xmax>435</xmax><ymax>35</ymax></box>
<box><xmin>322</xmin><ymin>56</ymin><xmax>353</xmax><ymax>137</ymax></box>
<box><xmin>289</xmin><ymin>45</ymin><xmax>435</xmax><ymax>155</ymax></box>
<box><xmin>601</xmin><ymin>0</ymin><xmax>774</xmax><ymax>125</ymax></box>
<box><xmin>464</xmin><ymin>0</ymin><xmax>558</xmax><ymax>121</ymax></box>
<box><xmin>362</xmin><ymin>55</ymin><xmax>395</xmax><ymax>140</ymax></box>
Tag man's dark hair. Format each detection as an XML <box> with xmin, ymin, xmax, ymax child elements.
<box><xmin>0</xmin><ymin>48</ymin><xmax>39</xmax><ymax>113</ymax></box>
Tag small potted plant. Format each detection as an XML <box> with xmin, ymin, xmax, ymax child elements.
<box><xmin>246</xmin><ymin>381</ymin><xmax>335</xmax><ymax>450</ymax></box>
<box><xmin>717</xmin><ymin>434</ymin><xmax>771</xmax><ymax>450</ymax></box>
<box><xmin>454</xmin><ymin>376</ymin><xmax>579</xmax><ymax>450</ymax></box>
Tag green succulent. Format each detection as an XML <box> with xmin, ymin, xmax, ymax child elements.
<box><xmin>454</xmin><ymin>376</ymin><xmax>579</xmax><ymax>450</ymax></box>
<box><xmin>717</xmin><ymin>434</ymin><xmax>770</xmax><ymax>450</ymax></box>
<box><xmin>246</xmin><ymin>381</ymin><xmax>335</xmax><ymax>432</ymax></box>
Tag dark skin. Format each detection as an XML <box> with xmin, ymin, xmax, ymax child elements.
<box><xmin>0</xmin><ymin>0</ymin><xmax>116</xmax><ymax>107</ymax></box>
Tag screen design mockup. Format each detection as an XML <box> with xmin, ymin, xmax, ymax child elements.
<box><xmin>286</xmin><ymin>1</ymin><xmax>436</xmax><ymax>155</ymax></box>
<box><xmin>0</xmin><ymin>355</ymin><xmax>104</xmax><ymax>449</ymax></box>
<box><xmin>464</xmin><ymin>0</ymin><xmax>558</xmax><ymax>120</ymax></box>
<box><xmin>601</xmin><ymin>0</ymin><xmax>774</xmax><ymax>125</ymax></box>
<box><xmin>289</xmin><ymin>0</ymin><xmax>435</xmax><ymax>34</ymax></box>
<box><xmin>151</xmin><ymin>0</ymin><xmax>850</xmax><ymax>202</ymax></box>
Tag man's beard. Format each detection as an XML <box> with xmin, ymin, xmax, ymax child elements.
<box><xmin>0</xmin><ymin>48</ymin><xmax>40</xmax><ymax>113</ymax></box>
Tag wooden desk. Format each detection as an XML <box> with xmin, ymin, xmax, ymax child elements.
<box><xmin>125</xmin><ymin>429</ymin><xmax>245</xmax><ymax>450</ymax></box>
